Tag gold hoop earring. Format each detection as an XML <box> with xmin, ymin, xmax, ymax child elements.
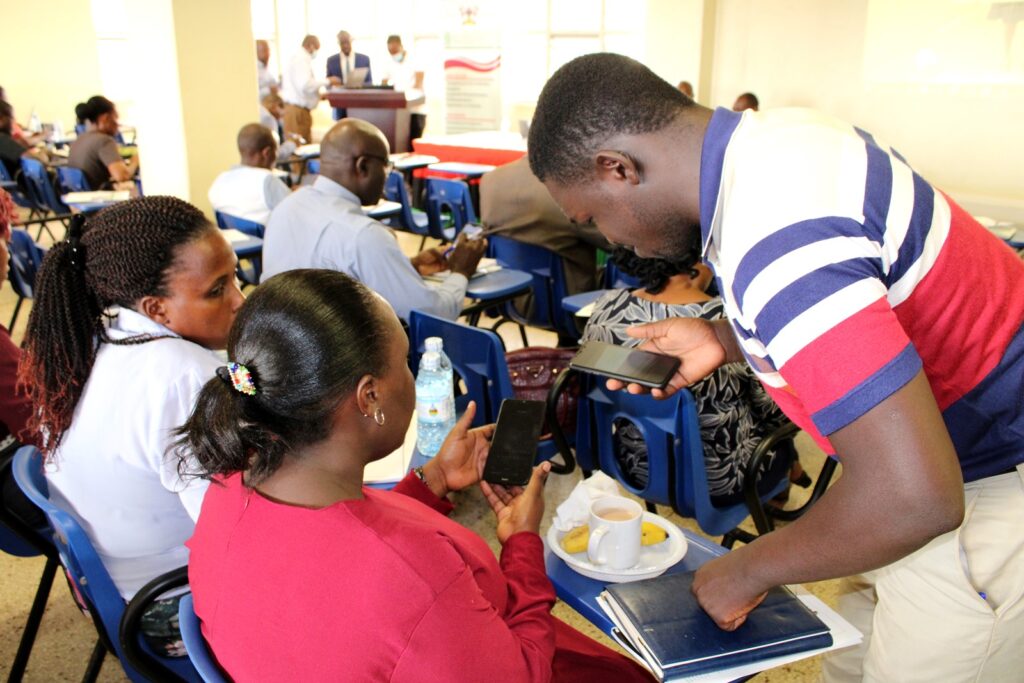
<box><xmin>373</xmin><ymin>407</ymin><xmax>386</xmax><ymax>426</ymax></box>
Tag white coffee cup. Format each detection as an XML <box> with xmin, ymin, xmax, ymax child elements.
<box><xmin>587</xmin><ymin>495</ymin><xmax>643</xmax><ymax>570</ymax></box>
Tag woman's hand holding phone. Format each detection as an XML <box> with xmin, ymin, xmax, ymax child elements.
<box><xmin>423</xmin><ymin>401</ymin><xmax>495</xmax><ymax>497</ymax></box>
<box><xmin>480</xmin><ymin>462</ymin><xmax>551</xmax><ymax>545</ymax></box>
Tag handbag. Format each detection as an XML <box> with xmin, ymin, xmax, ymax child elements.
<box><xmin>505</xmin><ymin>347</ymin><xmax>580</xmax><ymax>437</ymax></box>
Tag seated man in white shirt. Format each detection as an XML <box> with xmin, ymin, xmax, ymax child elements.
<box><xmin>208</xmin><ymin>123</ymin><xmax>291</xmax><ymax>226</ymax></box>
<box><xmin>262</xmin><ymin>118</ymin><xmax>487</xmax><ymax>320</ymax></box>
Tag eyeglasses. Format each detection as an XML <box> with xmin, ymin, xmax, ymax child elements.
<box><xmin>360</xmin><ymin>154</ymin><xmax>395</xmax><ymax>173</ymax></box>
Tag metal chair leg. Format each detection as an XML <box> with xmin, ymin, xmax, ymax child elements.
<box><xmin>80</xmin><ymin>639</ymin><xmax>106</xmax><ymax>683</ymax></box>
<box><xmin>9</xmin><ymin>297</ymin><xmax>23</xmax><ymax>331</ymax></box>
<box><xmin>518</xmin><ymin>324</ymin><xmax>529</xmax><ymax>348</ymax></box>
<box><xmin>7</xmin><ymin>556</ymin><xmax>58</xmax><ymax>682</ymax></box>
<box><xmin>721</xmin><ymin>528</ymin><xmax>757</xmax><ymax>549</ymax></box>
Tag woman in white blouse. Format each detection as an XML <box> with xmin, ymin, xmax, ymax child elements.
<box><xmin>19</xmin><ymin>196</ymin><xmax>244</xmax><ymax>655</ymax></box>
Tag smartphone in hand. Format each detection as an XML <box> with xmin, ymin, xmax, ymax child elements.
<box><xmin>481</xmin><ymin>399</ymin><xmax>548</xmax><ymax>487</ymax></box>
<box><xmin>570</xmin><ymin>340</ymin><xmax>681</xmax><ymax>390</ymax></box>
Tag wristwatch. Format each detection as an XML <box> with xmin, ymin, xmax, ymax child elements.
<box><xmin>412</xmin><ymin>466</ymin><xmax>428</xmax><ymax>485</ymax></box>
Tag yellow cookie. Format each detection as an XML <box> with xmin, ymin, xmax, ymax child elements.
<box><xmin>641</xmin><ymin>521</ymin><xmax>668</xmax><ymax>545</ymax></box>
<box><xmin>561</xmin><ymin>525</ymin><xmax>590</xmax><ymax>554</ymax></box>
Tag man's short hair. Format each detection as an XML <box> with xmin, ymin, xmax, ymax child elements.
<box><xmin>262</xmin><ymin>93</ymin><xmax>284</xmax><ymax>108</ymax></box>
<box><xmin>735</xmin><ymin>92</ymin><xmax>759</xmax><ymax>110</ymax></box>
<box><xmin>528</xmin><ymin>53</ymin><xmax>691</xmax><ymax>185</ymax></box>
<box><xmin>301</xmin><ymin>34</ymin><xmax>318</xmax><ymax>49</ymax></box>
<box><xmin>237</xmin><ymin>123</ymin><xmax>276</xmax><ymax>157</ymax></box>
<box><xmin>387</xmin><ymin>34</ymin><xmax>402</xmax><ymax>44</ymax></box>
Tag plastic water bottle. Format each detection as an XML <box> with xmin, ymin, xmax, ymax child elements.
<box><xmin>424</xmin><ymin>336</ymin><xmax>451</xmax><ymax>374</ymax></box>
<box><xmin>416</xmin><ymin>350</ymin><xmax>456</xmax><ymax>457</ymax></box>
<box><xmin>28</xmin><ymin>110</ymin><xmax>41</xmax><ymax>134</ymax></box>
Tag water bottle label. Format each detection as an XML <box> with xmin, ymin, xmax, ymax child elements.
<box><xmin>417</xmin><ymin>397</ymin><xmax>453</xmax><ymax>423</ymax></box>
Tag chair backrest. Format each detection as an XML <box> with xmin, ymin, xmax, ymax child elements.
<box><xmin>11</xmin><ymin>447</ymin><xmax>197</xmax><ymax>683</ymax></box>
<box><xmin>0</xmin><ymin>163</ymin><xmax>36</xmax><ymax>210</ymax></box>
<box><xmin>575</xmin><ymin>380</ymin><xmax>760</xmax><ymax>536</ymax></box>
<box><xmin>214</xmin><ymin>211</ymin><xmax>265</xmax><ymax>238</ymax></box>
<box><xmin>20</xmin><ymin>158</ymin><xmax>67</xmax><ymax>214</ymax></box>
<box><xmin>602</xmin><ymin>259</ymin><xmax>642</xmax><ymax>289</ymax></box>
<box><xmin>56</xmin><ymin>166</ymin><xmax>91</xmax><ymax>193</ymax></box>
<box><xmin>383</xmin><ymin>170</ymin><xmax>428</xmax><ymax>237</ymax></box>
<box><xmin>7</xmin><ymin>229</ymin><xmax>44</xmax><ymax>299</ymax></box>
<box><xmin>488</xmin><ymin>234</ymin><xmax>579</xmax><ymax>340</ymax></box>
<box><xmin>74</xmin><ymin>123</ymin><xmax>87</xmax><ymax>135</ymax></box>
<box><xmin>424</xmin><ymin>178</ymin><xmax>476</xmax><ymax>241</ymax></box>
<box><xmin>305</xmin><ymin>159</ymin><xmax>320</xmax><ymax>175</ymax></box>
<box><xmin>0</xmin><ymin>452</ymin><xmax>49</xmax><ymax>558</ymax></box>
<box><xmin>407</xmin><ymin>310</ymin><xmax>514</xmax><ymax>427</ymax></box>
<box><xmin>178</xmin><ymin>594</ymin><xmax>229</xmax><ymax>683</ymax></box>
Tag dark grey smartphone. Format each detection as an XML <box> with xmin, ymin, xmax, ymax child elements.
<box><xmin>482</xmin><ymin>399</ymin><xmax>547</xmax><ymax>487</ymax></box>
<box><xmin>570</xmin><ymin>340</ymin><xmax>681</xmax><ymax>389</ymax></box>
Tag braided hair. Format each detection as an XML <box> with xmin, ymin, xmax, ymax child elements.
<box><xmin>18</xmin><ymin>195</ymin><xmax>213</xmax><ymax>453</ymax></box>
<box><xmin>176</xmin><ymin>270</ymin><xmax>392</xmax><ymax>485</ymax></box>
<box><xmin>609</xmin><ymin>246</ymin><xmax>702</xmax><ymax>295</ymax></box>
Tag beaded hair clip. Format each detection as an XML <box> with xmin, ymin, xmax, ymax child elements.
<box><xmin>225</xmin><ymin>362</ymin><xmax>257</xmax><ymax>396</ymax></box>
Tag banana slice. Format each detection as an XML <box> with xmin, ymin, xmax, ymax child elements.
<box><xmin>641</xmin><ymin>521</ymin><xmax>668</xmax><ymax>545</ymax></box>
<box><xmin>561</xmin><ymin>525</ymin><xmax>589</xmax><ymax>554</ymax></box>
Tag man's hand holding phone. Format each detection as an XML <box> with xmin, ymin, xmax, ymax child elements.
<box><xmin>605</xmin><ymin>318</ymin><xmax>739</xmax><ymax>398</ymax></box>
<box><xmin>446</xmin><ymin>231</ymin><xmax>488</xmax><ymax>279</ymax></box>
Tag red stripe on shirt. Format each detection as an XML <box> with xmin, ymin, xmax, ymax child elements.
<box><xmin>778</xmin><ymin>296</ymin><xmax>911</xmax><ymax>416</ymax></box>
<box><xmin>892</xmin><ymin>196</ymin><xmax>1024</xmax><ymax>410</ymax></box>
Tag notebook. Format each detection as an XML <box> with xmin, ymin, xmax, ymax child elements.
<box><xmin>600</xmin><ymin>571</ymin><xmax>832</xmax><ymax>680</ymax></box>
<box><xmin>422</xmin><ymin>257</ymin><xmax>501</xmax><ymax>282</ymax></box>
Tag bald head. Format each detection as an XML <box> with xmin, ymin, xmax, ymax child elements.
<box><xmin>256</xmin><ymin>40</ymin><xmax>270</xmax><ymax>65</ymax></box>
<box><xmin>320</xmin><ymin>119</ymin><xmax>390</xmax><ymax>204</ymax></box>
<box><xmin>237</xmin><ymin>123</ymin><xmax>277</xmax><ymax>169</ymax></box>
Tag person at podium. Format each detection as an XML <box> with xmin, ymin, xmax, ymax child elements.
<box><xmin>326</xmin><ymin>30</ymin><xmax>373</xmax><ymax>120</ymax></box>
<box><xmin>380</xmin><ymin>34</ymin><xmax>426</xmax><ymax>139</ymax></box>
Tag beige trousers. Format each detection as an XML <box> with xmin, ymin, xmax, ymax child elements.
<box><xmin>823</xmin><ymin>464</ymin><xmax>1024</xmax><ymax>682</ymax></box>
<box><xmin>281</xmin><ymin>104</ymin><xmax>312</xmax><ymax>145</ymax></box>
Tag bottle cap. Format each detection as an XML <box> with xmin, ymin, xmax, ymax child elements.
<box><xmin>421</xmin><ymin>351</ymin><xmax>440</xmax><ymax>370</ymax></box>
<box><xmin>425</xmin><ymin>337</ymin><xmax>443</xmax><ymax>353</ymax></box>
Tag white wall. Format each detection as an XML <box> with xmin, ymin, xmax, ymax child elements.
<box><xmin>711</xmin><ymin>0</ymin><xmax>1024</xmax><ymax>214</ymax></box>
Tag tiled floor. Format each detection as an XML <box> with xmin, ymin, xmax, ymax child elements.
<box><xmin>0</xmin><ymin>220</ymin><xmax>843</xmax><ymax>681</ymax></box>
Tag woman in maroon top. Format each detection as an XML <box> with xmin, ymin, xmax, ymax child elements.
<box><xmin>177</xmin><ymin>269</ymin><xmax>652</xmax><ymax>682</ymax></box>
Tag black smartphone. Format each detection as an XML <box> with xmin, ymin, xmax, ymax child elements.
<box><xmin>570</xmin><ymin>340</ymin><xmax>681</xmax><ymax>389</ymax></box>
<box><xmin>482</xmin><ymin>399</ymin><xmax>548</xmax><ymax>487</ymax></box>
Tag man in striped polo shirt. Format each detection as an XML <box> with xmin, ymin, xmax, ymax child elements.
<box><xmin>529</xmin><ymin>53</ymin><xmax>1024</xmax><ymax>681</ymax></box>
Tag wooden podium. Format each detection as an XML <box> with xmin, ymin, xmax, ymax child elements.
<box><xmin>325</xmin><ymin>89</ymin><xmax>425</xmax><ymax>153</ymax></box>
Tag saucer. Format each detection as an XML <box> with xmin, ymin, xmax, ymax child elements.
<box><xmin>546</xmin><ymin>512</ymin><xmax>687</xmax><ymax>583</ymax></box>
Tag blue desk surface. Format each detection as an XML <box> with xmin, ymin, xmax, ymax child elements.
<box><xmin>391</xmin><ymin>153</ymin><xmax>440</xmax><ymax>171</ymax></box>
<box><xmin>464</xmin><ymin>267</ymin><xmax>532</xmax><ymax>301</ymax></box>
<box><xmin>64</xmin><ymin>200</ymin><xmax>120</xmax><ymax>213</ymax></box>
<box><xmin>545</xmin><ymin>526</ymin><xmax>726</xmax><ymax>635</ymax></box>
<box><xmin>365</xmin><ymin>200</ymin><xmax>403</xmax><ymax>220</ymax></box>
<box><xmin>427</xmin><ymin>161</ymin><xmax>496</xmax><ymax>177</ymax></box>
<box><xmin>562</xmin><ymin>289</ymin><xmax>611</xmax><ymax>314</ymax></box>
<box><xmin>226</xmin><ymin>234</ymin><xmax>263</xmax><ymax>258</ymax></box>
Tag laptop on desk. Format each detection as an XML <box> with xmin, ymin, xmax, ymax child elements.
<box><xmin>343</xmin><ymin>66</ymin><xmax>370</xmax><ymax>88</ymax></box>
